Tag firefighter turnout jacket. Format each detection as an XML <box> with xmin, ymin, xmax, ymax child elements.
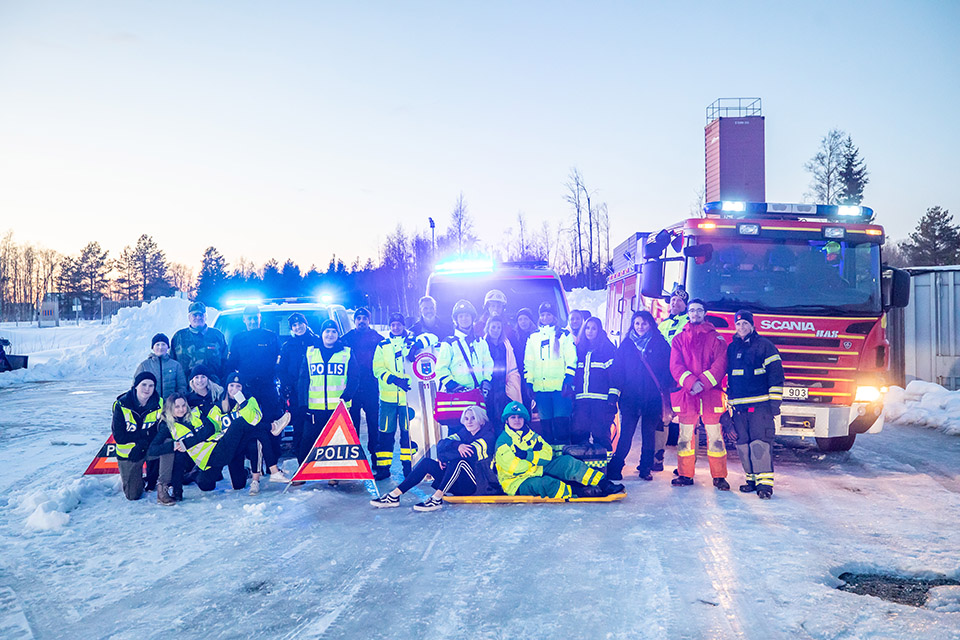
<box><xmin>372</xmin><ymin>332</ymin><xmax>416</xmax><ymax>403</ymax></box>
<box><xmin>669</xmin><ymin>321</ymin><xmax>728</xmax><ymax>423</ymax></box>
<box><xmin>495</xmin><ymin>425</ymin><xmax>554</xmax><ymax>495</ymax></box>
<box><xmin>524</xmin><ymin>325</ymin><xmax>577</xmax><ymax>393</ymax></box>
<box><xmin>726</xmin><ymin>330</ymin><xmax>784</xmax><ymax>409</ymax></box>
<box><xmin>435</xmin><ymin>329</ymin><xmax>493</xmax><ymax>391</ymax></box>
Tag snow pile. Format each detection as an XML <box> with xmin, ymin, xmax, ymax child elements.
<box><xmin>926</xmin><ymin>586</ymin><xmax>960</xmax><ymax>613</ymax></box>
<box><xmin>565</xmin><ymin>287</ymin><xmax>607</xmax><ymax>322</ymax></box>
<box><xmin>12</xmin><ymin>477</ymin><xmax>114</xmax><ymax>532</ymax></box>
<box><xmin>242</xmin><ymin>502</ymin><xmax>268</xmax><ymax>519</ymax></box>
<box><xmin>884</xmin><ymin>381</ymin><xmax>960</xmax><ymax>436</ymax></box>
<box><xmin>0</xmin><ymin>297</ymin><xmax>215</xmax><ymax>388</ymax></box>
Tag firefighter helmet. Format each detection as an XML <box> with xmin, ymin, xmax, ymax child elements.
<box><xmin>483</xmin><ymin>289</ymin><xmax>507</xmax><ymax>307</ymax></box>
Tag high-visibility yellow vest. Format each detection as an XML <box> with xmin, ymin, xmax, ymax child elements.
<box><xmin>114</xmin><ymin>400</ymin><xmax>164</xmax><ymax>459</ymax></box>
<box><xmin>524</xmin><ymin>325</ymin><xmax>576</xmax><ymax>393</ymax></box>
<box><xmin>207</xmin><ymin>397</ymin><xmax>262</xmax><ymax>431</ymax></box>
<box><xmin>171</xmin><ymin>407</ymin><xmax>221</xmax><ymax>471</ymax></box>
<box><xmin>306</xmin><ymin>346</ymin><xmax>352</xmax><ymax>410</ymax></box>
<box><xmin>495</xmin><ymin>425</ymin><xmax>552</xmax><ymax>495</ymax></box>
<box><xmin>658</xmin><ymin>313</ymin><xmax>688</xmax><ymax>345</ymax></box>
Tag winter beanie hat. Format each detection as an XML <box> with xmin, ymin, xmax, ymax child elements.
<box><xmin>734</xmin><ymin>310</ymin><xmax>755</xmax><ymax>327</ymax></box>
<box><xmin>320</xmin><ymin>319</ymin><xmax>339</xmax><ymax>334</ymax></box>
<box><xmin>354</xmin><ymin>308</ymin><xmax>371</xmax><ymax>320</ymax></box>
<box><xmin>189</xmin><ymin>364</ymin><xmax>212</xmax><ymax>381</ymax></box>
<box><xmin>388</xmin><ymin>312</ymin><xmax>406</xmax><ymax>325</ymax></box>
<box><xmin>134</xmin><ymin>371</ymin><xmax>157</xmax><ymax>387</ymax></box>
<box><xmin>151</xmin><ymin>333</ymin><xmax>170</xmax><ymax>348</ymax></box>
<box><xmin>516</xmin><ymin>308</ymin><xmax>536</xmax><ymax>324</ymax></box>
<box><xmin>224</xmin><ymin>371</ymin><xmax>242</xmax><ymax>386</ymax></box>
<box><xmin>287</xmin><ymin>312</ymin><xmax>307</xmax><ymax>328</ymax></box>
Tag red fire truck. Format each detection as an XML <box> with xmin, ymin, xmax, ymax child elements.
<box><xmin>606</xmin><ymin>201</ymin><xmax>910</xmax><ymax>452</ymax></box>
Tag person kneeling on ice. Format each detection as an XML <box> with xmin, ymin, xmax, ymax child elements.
<box><xmin>370</xmin><ymin>405</ymin><xmax>499</xmax><ymax>512</ymax></box>
<box><xmin>112</xmin><ymin>372</ymin><xmax>164</xmax><ymax>501</ymax></box>
<box><xmin>203</xmin><ymin>372</ymin><xmax>291</xmax><ymax>495</ymax></box>
<box><xmin>495</xmin><ymin>402</ymin><xmax>624</xmax><ymax>499</ymax></box>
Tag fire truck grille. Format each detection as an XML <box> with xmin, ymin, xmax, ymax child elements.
<box><xmin>772</xmin><ymin>336</ymin><xmax>842</xmax><ymax>348</ymax></box>
<box><xmin>780</xmin><ymin>352</ymin><xmax>840</xmax><ymax>364</ymax></box>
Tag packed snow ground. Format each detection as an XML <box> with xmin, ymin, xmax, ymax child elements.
<box><xmin>1</xmin><ymin>295</ymin><xmax>959</xmax><ymax>639</ymax></box>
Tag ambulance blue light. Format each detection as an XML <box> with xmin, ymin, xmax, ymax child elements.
<box><xmin>434</xmin><ymin>256</ymin><xmax>495</xmax><ymax>275</ymax></box>
<box><xmin>319</xmin><ymin>293</ymin><xmax>334</xmax><ymax>304</ymax></box>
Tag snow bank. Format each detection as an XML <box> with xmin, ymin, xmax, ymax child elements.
<box><xmin>11</xmin><ymin>477</ymin><xmax>115</xmax><ymax>532</ymax></box>
<box><xmin>565</xmin><ymin>287</ymin><xmax>607</xmax><ymax>322</ymax></box>
<box><xmin>0</xmin><ymin>297</ymin><xmax>215</xmax><ymax>388</ymax></box>
<box><xmin>884</xmin><ymin>381</ymin><xmax>960</xmax><ymax>436</ymax></box>
<box><xmin>926</xmin><ymin>586</ymin><xmax>960</xmax><ymax>613</ymax></box>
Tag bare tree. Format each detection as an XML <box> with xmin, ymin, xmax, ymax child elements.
<box><xmin>690</xmin><ymin>185</ymin><xmax>705</xmax><ymax>217</ymax></box>
<box><xmin>169</xmin><ymin>263</ymin><xmax>194</xmax><ymax>293</ymax></box>
<box><xmin>447</xmin><ymin>192</ymin><xmax>474</xmax><ymax>256</ymax></box>
<box><xmin>564</xmin><ymin>169</ymin><xmax>586</xmax><ymax>275</ymax></box>
<box><xmin>804</xmin><ymin>128</ymin><xmax>846</xmax><ymax>204</ymax></box>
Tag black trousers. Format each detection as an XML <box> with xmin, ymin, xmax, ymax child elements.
<box><xmin>350</xmin><ymin>385</ymin><xmax>380</xmax><ymax>459</ymax></box>
<box><xmin>571</xmin><ymin>399</ymin><xmax>614</xmax><ymax>449</ymax></box>
<box><xmin>611</xmin><ymin>405</ymin><xmax>661</xmax><ymax>475</ymax></box>
<box><xmin>246</xmin><ymin>377</ymin><xmax>283</xmax><ymax>461</ymax></box>
<box><xmin>397</xmin><ymin>458</ymin><xmax>479</xmax><ymax>496</ymax></box>
<box><xmin>299</xmin><ymin>409</ymin><xmax>334</xmax><ymax>464</ymax></box>
<box><xmin>197</xmin><ymin>423</ymin><xmax>247</xmax><ymax>491</ymax></box>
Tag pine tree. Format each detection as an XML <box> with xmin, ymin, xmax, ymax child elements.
<box><xmin>195</xmin><ymin>246</ymin><xmax>228</xmax><ymax>304</ymax></box>
<box><xmin>838</xmin><ymin>135</ymin><xmax>869</xmax><ymax>205</ymax></box>
<box><xmin>902</xmin><ymin>206</ymin><xmax>960</xmax><ymax>266</ymax></box>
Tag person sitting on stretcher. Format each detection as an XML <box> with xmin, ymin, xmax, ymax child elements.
<box><xmin>494</xmin><ymin>401</ymin><xmax>624</xmax><ymax>499</ymax></box>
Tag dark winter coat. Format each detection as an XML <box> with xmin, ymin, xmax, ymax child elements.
<box><xmin>726</xmin><ymin>330</ymin><xmax>785</xmax><ymax>412</ymax></box>
<box><xmin>278</xmin><ymin>329</ymin><xmax>317</xmax><ymax>405</ymax></box>
<box><xmin>135</xmin><ymin>353</ymin><xmax>187</xmax><ymax>400</ymax></box>
<box><xmin>228</xmin><ymin>327</ymin><xmax>280</xmax><ymax>384</ymax></box>
<box><xmin>111</xmin><ymin>388</ymin><xmax>163</xmax><ymax>461</ymax></box>
<box><xmin>436</xmin><ymin>422</ymin><xmax>500</xmax><ymax>495</ymax></box>
<box><xmin>171</xmin><ymin>325</ymin><xmax>229</xmax><ymax>384</ymax></box>
<box><xmin>341</xmin><ymin>326</ymin><xmax>384</xmax><ymax>392</ymax></box>
<box><xmin>410</xmin><ymin>316</ymin><xmax>454</xmax><ymax>343</ymax></box>
<box><xmin>574</xmin><ymin>338</ymin><xmax>618</xmax><ymax>403</ymax></box>
<box><xmin>612</xmin><ymin>328</ymin><xmax>673</xmax><ymax>414</ymax></box>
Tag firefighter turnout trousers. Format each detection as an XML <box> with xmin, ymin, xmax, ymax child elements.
<box><xmin>733</xmin><ymin>404</ymin><xmax>775</xmax><ymax>489</ymax></box>
<box><xmin>677</xmin><ymin>421</ymin><xmax>727</xmax><ymax>480</ymax></box>
<box><xmin>376</xmin><ymin>400</ymin><xmax>413</xmax><ymax>474</ymax></box>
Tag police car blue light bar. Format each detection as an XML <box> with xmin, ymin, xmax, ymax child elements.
<box><xmin>225</xmin><ymin>297</ymin><xmax>264</xmax><ymax>307</ymax></box>
<box><xmin>704</xmin><ymin>201</ymin><xmax>875</xmax><ymax>222</ymax></box>
<box><xmin>434</xmin><ymin>256</ymin><xmax>495</xmax><ymax>274</ymax></box>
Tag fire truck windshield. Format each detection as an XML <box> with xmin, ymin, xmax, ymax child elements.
<box><xmin>685</xmin><ymin>237</ymin><xmax>881</xmax><ymax>315</ymax></box>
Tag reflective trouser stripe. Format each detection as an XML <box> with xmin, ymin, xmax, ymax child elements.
<box><xmin>581</xmin><ymin>468</ymin><xmax>601</xmax><ymax>486</ymax></box>
<box><xmin>744</xmin><ymin>473</ymin><xmax>756</xmax><ymax>482</ymax></box>
<box><xmin>756</xmin><ymin>472</ymin><xmax>774</xmax><ymax>486</ymax></box>
<box><xmin>375</xmin><ymin>451</ymin><xmax>392</xmax><ymax>467</ymax></box>
<box><xmin>399</xmin><ymin>448</ymin><xmax>414</xmax><ymax>461</ymax></box>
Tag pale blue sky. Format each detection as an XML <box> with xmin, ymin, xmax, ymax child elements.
<box><xmin>1</xmin><ymin>1</ymin><xmax>957</xmax><ymax>271</ymax></box>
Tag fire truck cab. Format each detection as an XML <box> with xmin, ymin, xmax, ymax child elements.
<box><xmin>607</xmin><ymin>201</ymin><xmax>910</xmax><ymax>452</ymax></box>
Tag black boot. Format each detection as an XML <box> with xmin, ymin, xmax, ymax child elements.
<box><xmin>757</xmin><ymin>486</ymin><xmax>773</xmax><ymax>499</ymax></box>
<box><xmin>739</xmin><ymin>481</ymin><xmax>757</xmax><ymax>493</ymax></box>
<box><xmin>572</xmin><ymin>484</ymin><xmax>604</xmax><ymax>498</ymax></box>
<box><xmin>597</xmin><ymin>478</ymin><xmax>625</xmax><ymax>495</ymax></box>
<box><xmin>671</xmin><ymin>475</ymin><xmax>694</xmax><ymax>486</ymax></box>
<box><xmin>713</xmin><ymin>477</ymin><xmax>731</xmax><ymax>491</ymax></box>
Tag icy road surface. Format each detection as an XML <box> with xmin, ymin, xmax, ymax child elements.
<box><xmin>1</xmin><ymin>379</ymin><xmax>959</xmax><ymax>640</ymax></box>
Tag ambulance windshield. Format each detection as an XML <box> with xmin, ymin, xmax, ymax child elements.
<box><xmin>685</xmin><ymin>238</ymin><xmax>882</xmax><ymax>314</ymax></box>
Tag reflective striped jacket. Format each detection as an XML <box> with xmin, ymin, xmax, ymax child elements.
<box><xmin>658</xmin><ymin>313</ymin><xmax>688</xmax><ymax>345</ymax></box>
<box><xmin>170</xmin><ymin>407</ymin><xmax>220</xmax><ymax>471</ymax></box>
<box><xmin>524</xmin><ymin>325</ymin><xmax>576</xmax><ymax>393</ymax></box>
<box><xmin>436</xmin><ymin>329</ymin><xmax>493</xmax><ymax>391</ymax></box>
<box><xmin>436</xmin><ymin>422</ymin><xmax>499</xmax><ymax>494</ymax></box>
<box><xmin>495</xmin><ymin>425</ymin><xmax>552</xmax><ymax>495</ymax></box>
<box><xmin>726</xmin><ymin>331</ymin><xmax>784</xmax><ymax>407</ymax></box>
<box><xmin>573</xmin><ymin>340</ymin><xmax>617</xmax><ymax>402</ymax></box>
<box><xmin>372</xmin><ymin>332</ymin><xmax>415</xmax><ymax>403</ymax></box>
<box><xmin>110</xmin><ymin>390</ymin><xmax>163</xmax><ymax>461</ymax></box>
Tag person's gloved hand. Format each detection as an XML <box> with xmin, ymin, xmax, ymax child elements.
<box><xmin>514</xmin><ymin>447</ymin><xmax>528</xmax><ymax>460</ymax></box>
<box><xmin>387</xmin><ymin>375</ymin><xmax>411</xmax><ymax>391</ymax></box>
<box><xmin>445</xmin><ymin>380</ymin><xmax>464</xmax><ymax>393</ymax></box>
<box><xmin>406</xmin><ymin>344</ymin><xmax>422</xmax><ymax>362</ymax></box>
<box><xmin>563</xmin><ymin>374</ymin><xmax>574</xmax><ymax>389</ymax></box>
<box><xmin>531</xmin><ymin>439</ymin><xmax>544</xmax><ymax>452</ymax></box>
<box><xmin>480</xmin><ymin>380</ymin><xmax>492</xmax><ymax>399</ymax></box>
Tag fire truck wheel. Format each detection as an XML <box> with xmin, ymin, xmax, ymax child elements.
<box><xmin>816</xmin><ymin>434</ymin><xmax>856</xmax><ymax>452</ymax></box>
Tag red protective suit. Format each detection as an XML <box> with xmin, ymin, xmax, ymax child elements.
<box><xmin>669</xmin><ymin>321</ymin><xmax>728</xmax><ymax>425</ymax></box>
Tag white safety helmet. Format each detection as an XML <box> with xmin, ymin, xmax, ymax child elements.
<box><xmin>483</xmin><ymin>289</ymin><xmax>507</xmax><ymax>307</ymax></box>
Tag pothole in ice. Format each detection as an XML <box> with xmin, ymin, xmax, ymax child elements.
<box><xmin>836</xmin><ymin>572</ymin><xmax>960</xmax><ymax>607</ymax></box>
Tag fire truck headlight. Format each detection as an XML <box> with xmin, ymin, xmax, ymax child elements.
<box><xmin>738</xmin><ymin>223</ymin><xmax>760</xmax><ymax>236</ymax></box>
<box><xmin>855</xmin><ymin>385</ymin><xmax>882</xmax><ymax>403</ymax></box>
<box><xmin>824</xmin><ymin>227</ymin><xmax>845</xmax><ymax>239</ymax></box>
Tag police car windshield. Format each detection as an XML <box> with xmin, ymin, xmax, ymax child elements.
<box><xmin>685</xmin><ymin>238</ymin><xmax>881</xmax><ymax>315</ymax></box>
<box><xmin>428</xmin><ymin>277</ymin><xmax>568</xmax><ymax>325</ymax></box>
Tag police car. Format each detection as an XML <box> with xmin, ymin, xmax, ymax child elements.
<box><xmin>213</xmin><ymin>299</ymin><xmax>353</xmax><ymax>347</ymax></box>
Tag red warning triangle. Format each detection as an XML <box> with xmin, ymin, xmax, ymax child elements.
<box><xmin>290</xmin><ymin>401</ymin><xmax>374</xmax><ymax>482</ymax></box>
<box><xmin>84</xmin><ymin>435</ymin><xmax>120</xmax><ymax>475</ymax></box>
